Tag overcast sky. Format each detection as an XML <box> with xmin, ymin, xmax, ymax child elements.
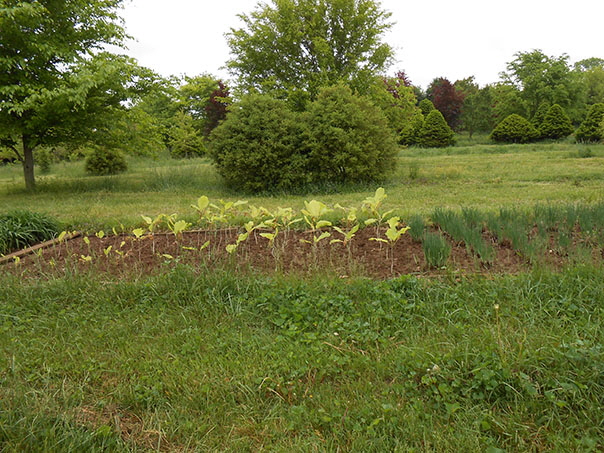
<box><xmin>120</xmin><ymin>0</ymin><xmax>604</xmax><ymax>89</ymax></box>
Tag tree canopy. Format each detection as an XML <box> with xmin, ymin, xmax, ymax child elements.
<box><xmin>0</xmin><ymin>0</ymin><xmax>143</xmax><ymax>189</ymax></box>
<box><xmin>226</xmin><ymin>0</ymin><xmax>394</xmax><ymax>102</ymax></box>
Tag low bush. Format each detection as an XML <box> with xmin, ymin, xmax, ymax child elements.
<box><xmin>417</xmin><ymin>110</ymin><xmax>455</xmax><ymax>148</ymax></box>
<box><xmin>575</xmin><ymin>103</ymin><xmax>604</xmax><ymax>142</ymax></box>
<box><xmin>539</xmin><ymin>104</ymin><xmax>574</xmax><ymax>139</ymax></box>
<box><xmin>84</xmin><ymin>147</ymin><xmax>128</xmax><ymax>176</ymax></box>
<box><xmin>0</xmin><ymin>211</ymin><xmax>60</xmax><ymax>255</ymax></box>
<box><xmin>490</xmin><ymin>114</ymin><xmax>539</xmax><ymax>143</ymax></box>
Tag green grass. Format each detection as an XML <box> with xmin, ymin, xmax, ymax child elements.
<box><xmin>1</xmin><ymin>265</ymin><xmax>603</xmax><ymax>451</ymax></box>
<box><xmin>2</xmin><ymin>142</ymin><xmax>604</xmax><ymax>230</ymax></box>
<box><xmin>2</xmin><ymin>141</ymin><xmax>604</xmax><ymax>451</ymax></box>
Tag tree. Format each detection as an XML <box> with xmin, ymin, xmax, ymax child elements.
<box><xmin>575</xmin><ymin>103</ymin><xmax>604</xmax><ymax>142</ymax></box>
<box><xmin>500</xmin><ymin>50</ymin><xmax>583</xmax><ymax>122</ymax></box>
<box><xmin>460</xmin><ymin>86</ymin><xmax>494</xmax><ymax>137</ymax></box>
<box><xmin>0</xmin><ymin>0</ymin><xmax>139</xmax><ymax>190</ymax></box>
<box><xmin>226</xmin><ymin>0</ymin><xmax>394</xmax><ymax>100</ymax></box>
<box><xmin>419</xmin><ymin>99</ymin><xmax>435</xmax><ymax>117</ymax></box>
<box><xmin>539</xmin><ymin>104</ymin><xmax>574</xmax><ymax>139</ymax></box>
<box><xmin>417</xmin><ymin>110</ymin><xmax>455</xmax><ymax>148</ymax></box>
<box><xmin>489</xmin><ymin>83</ymin><xmax>527</xmax><ymax>125</ymax></box>
<box><xmin>427</xmin><ymin>78</ymin><xmax>465</xmax><ymax>130</ymax></box>
<box><xmin>368</xmin><ymin>74</ymin><xmax>420</xmax><ymax>136</ymax></box>
<box><xmin>178</xmin><ymin>75</ymin><xmax>230</xmax><ymax>137</ymax></box>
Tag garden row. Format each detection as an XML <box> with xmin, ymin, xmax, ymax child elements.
<box><xmin>3</xmin><ymin>189</ymin><xmax>604</xmax><ymax>277</ymax></box>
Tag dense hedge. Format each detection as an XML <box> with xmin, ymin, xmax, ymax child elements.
<box><xmin>303</xmin><ymin>84</ymin><xmax>398</xmax><ymax>184</ymax></box>
<box><xmin>490</xmin><ymin>114</ymin><xmax>539</xmax><ymax>143</ymax></box>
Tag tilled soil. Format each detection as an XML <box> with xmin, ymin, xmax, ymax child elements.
<box><xmin>4</xmin><ymin>227</ymin><xmax>533</xmax><ymax>279</ymax></box>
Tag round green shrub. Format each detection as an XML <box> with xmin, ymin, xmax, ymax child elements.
<box><xmin>419</xmin><ymin>99</ymin><xmax>435</xmax><ymax>117</ymax></box>
<box><xmin>417</xmin><ymin>110</ymin><xmax>455</xmax><ymax>148</ymax></box>
<box><xmin>84</xmin><ymin>147</ymin><xmax>128</xmax><ymax>175</ymax></box>
<box><xmin>575</xmin><ymin>103</ymin><xmax>604</xmax><ymax>143</ymax></box>
<box><xmin>207</xmin><ymin>94</ymin><xmax>307</xmax><ymax>192</ymax></box>
<box><xmin>539</xmin><ymin>104</ymin><xmax>574</xmax><ymax>139</ymax></box>
<box><xmin>303</xmin><ymin>84</ymin><xmax>398</xmax><ymax>184</ymax></box>
<box><xmin>490</xmin><ymin>114</ymin><xmax>539</xmax><ymax>143</ymax></box>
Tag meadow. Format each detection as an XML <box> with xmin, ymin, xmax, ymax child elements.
<box><xmin>1</xmin><ymin>139</ymin><xmax>603</xmax><ymax>231</ymax></box>
<box><xmin>1</xmin><ymin>139</ymin><xmax>604</xmax><ymax>452</ymax></box>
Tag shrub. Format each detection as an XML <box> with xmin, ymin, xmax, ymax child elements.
<box><xmin>490</xmin><ymin>114</ymin><xmax>539</xmax><ymax>143</ymax></box>
<box><xmin>0</xmin><ymin>211</ymin><xmax>60</xmax><ymax>255</ymax></box>
<box><xmin>539</xmin><ymin>104</ymin><xmax>574</xmax><ymax>139</ymax></box>
<box><xmin>419</xmin><ymin>99</ymin><xmax>435</xmax><ymax>116</ymax></box>
<box><xmin>207</xmin><ymin>94</ymin><xmax>307</xmax><ymax>192</ymax></box>
<box><xmin>84</xmin><ymin>147</ymin><xmax>128</xmax><ymax>176</ymax></box>
<box><xmin>399</xmin><ymin>111</ymin><xmax>424</xmax><ymax>146</ymax></box>
<box><xmin>531</xmin><ymin>101</ymin><xmax>550</xmax><ymax>132</ymax></box>
<box><xmin>36</xmin><ymin>148</ymin><xmax>52</xmax><ymax>174</ymax></box>
<box><xmin>575</xmin><ymin>103</ymin><xmax>604</xmax><ymax>142</ymax></box>
<box><xmin>417</xmin><ymin>110</ymin><xmax>455</xmax><ymax>148</ymax></box>
<box><xmin>303</xmin><ymin>84</ymin><xmax>398</xmax><ymax>184</ymax></box>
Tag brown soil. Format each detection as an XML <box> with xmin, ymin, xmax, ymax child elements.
<box><xmin>4</xmin><ymin>227</ymin><xmax>536</xmax><ymax>279</ymax></box>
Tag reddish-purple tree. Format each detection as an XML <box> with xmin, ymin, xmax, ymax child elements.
<box><xmin>383</xmin><ymin>70</ymin><xmax>413</xmax><ymax>98</ymax></box>
<box><xmin>204</xmin><ymin>80</ymin><xmax>230</xmax><ymax>137</ymax></box>
<box><xmin>427</xmin><ymin>77</ymin><xmax>466</xmax><ymax>130</ymax></box>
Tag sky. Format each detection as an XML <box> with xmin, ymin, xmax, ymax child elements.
<box><xmin>120</xmin><ymin>0</ymin><xmax>604</xmax><ymax>89</ymax></box>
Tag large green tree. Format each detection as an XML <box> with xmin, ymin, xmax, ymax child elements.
<box><xmin>226</xmin><ymin>0</ymin><xmax>394</xmax><ymax>102</ymax></box>
<box><xmin>500</xmin><ymin>50</ymin><xmax>583</xmax><ymax>122</ymax></box>
<box><xmin>0</xmin><ymin>0</ymin><xmax>140</xmax><ymax>190</ymax></box>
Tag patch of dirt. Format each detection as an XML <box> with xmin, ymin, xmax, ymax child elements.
<box><xmin>5</xmin><ymin>226</ymin><xmax>533</xmax><ymax>279</ymax></box>
<box><xmin>73</xmin><ymin>404</ymin><xmax>181</xmax><ymax>451</ymax></box>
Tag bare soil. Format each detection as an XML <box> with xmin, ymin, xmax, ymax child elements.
<box><xmin>4</xmin><ymin>227</ymin><xmax>536</xmax><ymax>279</ymax></box>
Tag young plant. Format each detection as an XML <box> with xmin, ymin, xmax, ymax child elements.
<box><xmin>300</xmin><ymin>200</ymin><xmax>332</xmax><ymax>247</ymax></box>
<box><xmin>362</xmin><ymin>187</ymin><xmax>393</xmax><ymax>234</ymax></box>
<box><xmin>423</xmin><ymin>232</ymin><xmax>451</xmax><ymax>268</ymax></box>
<box><xmin>370</xmin><ymin>216</ymin><xmax>410</xmax><ymax>273</ymax></box>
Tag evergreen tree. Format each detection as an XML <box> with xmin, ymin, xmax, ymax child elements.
<box><xmin>575</xmin><ymin>103</ymin><xmax>604</xmax><ymax>142</ymax></box>
<box><xmin>417</xmin><ymin>110</ymin><xmax>455</xmax><ymax>148</ymax></box>
<box><xmin>539</xmin><ymin>104</ymin><xmax>574</xmax><ymax>139</ymax></box>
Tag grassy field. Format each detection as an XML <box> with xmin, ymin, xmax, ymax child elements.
<box><xmin>1</xmin><ymin>140</ymin><xmax>604</xmax><ymax>451</ymax></box>
<box><xmin>1</xmin><ymin>141</ymin><xmax>603</xmax><ymax>231</ymax></box>
<box><xmin>1</xmin><ymin>266</ymin><xmax>603</xmax><ymax>451</ymax></box>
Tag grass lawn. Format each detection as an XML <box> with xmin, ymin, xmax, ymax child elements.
<box><xmin>1</xmin><ymin>141</ymin><xmax>603</xmax><ymax>230</ymax></box>
<box><xmin>1</xmin><ymin>139</ymin><xmax>604</xmax><ymax>451</ymax></box>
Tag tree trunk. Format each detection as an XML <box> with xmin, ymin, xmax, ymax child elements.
<box><xmin>22</xmin><ymin>135</ymin><xmax>36</xmax><ymax>191</ymax></box>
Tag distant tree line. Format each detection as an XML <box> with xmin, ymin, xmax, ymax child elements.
<box><xmin>2</xmin><ymin>0</ymin><xmax>603</xmax><ymax>191</ymax></box>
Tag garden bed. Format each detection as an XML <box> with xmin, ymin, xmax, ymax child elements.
<box><xmin>2</xmin><ymin>226</ymin><xmax>538</xmax><ymax>279</ymax></box>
